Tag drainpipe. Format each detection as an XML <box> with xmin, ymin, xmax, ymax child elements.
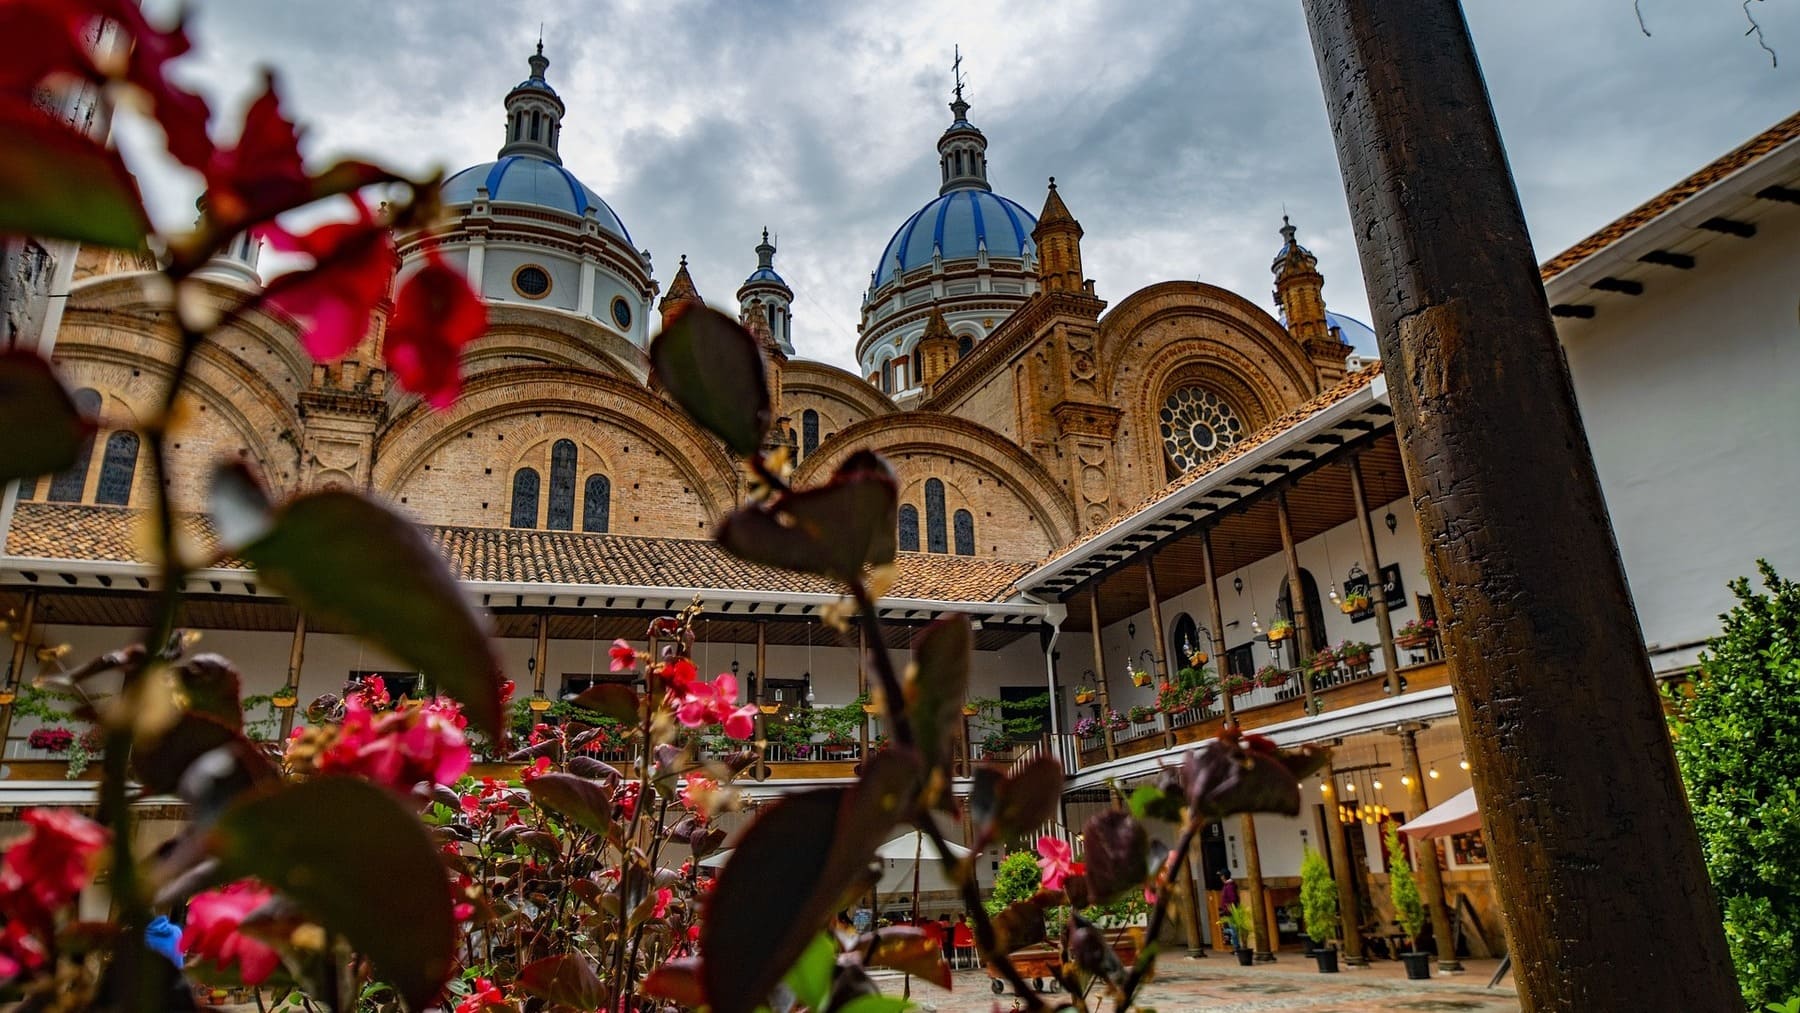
<box><xmin>1040</xmin><ymin>605</ymin><xmax>1067</xmax><ymax>769</ymax></box>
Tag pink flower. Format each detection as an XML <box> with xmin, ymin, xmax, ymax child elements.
<box><xmin>723</xmin><ymin>705</ymin><xmax>758</xmax><ymax>740</ymax></box>
<box><xmin>316</xmin><ymin>696</ymin><xmax>471</xmax><ymax>792</ymax></box>
<box><xmin>187</xmin><ymin>881</ymin><xmax>281</xmax><ymax>986</ymax></box>
<box><xmin>0</xmin><ymin>809</ymin><xmax>106</xmax><ymax>920</ymax></box>
<box><xmin>385</xmin><ymin>246</ymin><xmax>486</xmax><ymax>409</ymax></box>
<box><xmin>652</xmin><ymin>887</ymin><xmax>672</xmax><ymax>920</ymax></box>
<box><xmin>262</xmin><ymin>196</ymin><xmax>396</xmax><ymax>362</ymax></box>
<box><xmin>1036</xmin><ymin>835</ymin><xmax>1080</xmax><ymax>892</ymax></box>
<box><xmin>610</xmin><ymin>639</ymin><xmax>638</xmax><ymax>673</ymax></box>
<box><xmin>669</xmin><ymin>673</ymin><xmax>759</xmax><ymax>739</ymax></box>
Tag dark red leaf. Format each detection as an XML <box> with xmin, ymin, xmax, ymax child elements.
<box><xmin>864</xmin><ymin>927</ymin><xmax>952</xmax><ymax>988</ymax></box>
<box><xmin>1081</xmin><ymin>810</ymin><xmax>1148</xmax><ymax>904</ymax></box>
<box><xmin>1180</xmin><ymin>732</ymin><xmax>1329</xmax><ymax>819</ymax></box>
<box><xmin>643</xmin><ymin>956</ymin><xmax>705</xmax><ymax>1007</ymax></box>
<box><xmin>715</xmin><ymin>450</ymin><xmax>898</xmax><ymax>584</ymax></box>
<box><xmin>0</xmin><ymin>351</ymin><xmax>91</xmax><ymax>483</ymax></box>
<box><xmin>971</xmin><ymin>755</ymin><xmax>1064</xmax><ymax>845</ymax></box>
<box><xmin>649</xmin><ymin>306</ymin><xmax>770</xmax><ymax>457</ymax></box>
<box><xmin>566</xmin><ymin>683</ymin><xmax>639</xmax><ymax>725</ymax></box>
<box><xmin>905</xmin><ymin>614</ymin><xmax>970</xmax><ymax>773</ymax></box>
<box><xmin>515</xmin><ymin>954</ymin><xmax>603</xmax><ymax>1009</ymax></box>
<box><xmin>0</xmin><ymin>100</ymin><xmax>148</xmax><ymax>249</ymax></box>
<box><xmin>524</xmin><ymin>773</ymin><xmax>613</xmax><ymax>836</ymax></box>
<box><xmin>177</xmin><ymin>654</ymin><xmax>244</xmax><ymax>732</ymax></box>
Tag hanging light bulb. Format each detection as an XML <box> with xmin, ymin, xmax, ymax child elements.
<box><xmin>1319</xmin><ymin>782</ymin><xmax>1330</xmax><ymax>793</ymax></box>
<box><xmin>1344</xmin><ymin>781</ymin><xmax>1355</xmax><ymax>794</ymax></box>
<box><xmin>1429</xmin><ymin>767</ymin><xmax>1440</xmax><ymax>780</ymax></box>
<box><xmin>1400</xmin><ymin>774</ymin><xmax>1412</xmax><ymax>787</ymax></box>
<box><xmin>1251</xmin><ymin>611</ymin><xmax>1262</xmax><ymax>635</ymax></box>
<box><xmin>1372</xmin><ymin>778</ymin><xmax>1383</xmax><ymax>791</ymax></box>
<box><xmin>1328</xmin><ymin>585</ymin><xmax>1340</xmax><ymax>604</ymax></box>
<box><xmin>1460</xmin><ymin>759</ymin><xmax>1471</xmax><ymax>771</ymax></box>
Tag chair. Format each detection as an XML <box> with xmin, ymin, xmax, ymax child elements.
<box><xmin>952</xmin><ymin>922</ymin><xmax>976</xmax><ymax>969</ymax></box>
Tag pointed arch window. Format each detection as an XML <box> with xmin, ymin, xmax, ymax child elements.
<box><xmin>547</xmin><ymin>439</ymin><xmax>577</xmax><ymax>530</ymax></box>
<box><xmin>47</xmin><ymin>388</ymin><xmax>101</xmax><ymax>502</ymax></box>
<box><xmin>582</xmin><ymin>474</ymin><xmax>611</xmax><ymax>533</ymax></box>
<box><xmin>802</xmin><ymin>410</ymin><xmax>820</xmax><ymax>457</ymax></box>
<box><xmin>94</xmin><ymin>431</ymin><xmax>139</xmax><ymax>505</ymax></box>
<box><xmin>953</xmin><ymin>509</ymin><xmax>974</xmax><ymax>556</ymax></box>
<box><xmin>957</xmin><ymin>334</ymin><xmax>974</xmax><ymax>358</ymax></box>
<box><xmin>898</xmin><ymin>505</ymin><xmax>920</xmax><ymax>552</ymax></box>
<box><xmin>924</xmin><ymin>478</ymin><xmax>947</xmax><ymax>554</ymax></box>
<box><xmin>509</xmin><ymin>468</ymin><xmax>540</xmax><ymax>528</ymax></box>
<box><xmin>880</xmin><ymin>358</ymin><xmax>893</xmax><ymax>393</ymax></box>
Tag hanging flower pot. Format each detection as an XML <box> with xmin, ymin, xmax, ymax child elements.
<box><xmin>759</xmin><ymin>703</ymin><xmax>781</xmax><ymax>714</ymax></box>
<box><xmin>1341</xmin><ymin>592</ymin><xmax>1371</xmax><ymax>615</ymax></box>
<box><xmin>861</xmin><ymin>703</ymin><xmax>880</xmax><ymax>714</ymax></box>
<box><xmin>1130</xmin><ymin>670</ymin><xmax>1153</xmax><ymax>689</ymax></box>
<box><xmin>1074</xmin><ymin>688</ymin><xmax>1095</xmax><ymax>705</ymax></box>
<box><xmin>1267</xmin><ymin>619</ymin><xmax>1294</xmax><ymax>643</ymax></box>
<box><xmin>1189</xmin><ymin>650</ymin><xmax>1209</xmax><ymax>667</ymax></box>
<box><xmin>1255</xmin><ymin>665</ymin><xmax>1292</xmax><ymax>690</ymax></box>
<box><xmin>272</xmin><ymin>689</ymin><xmax>299</xmax><ymax>709</ymax></box>
<box><xmin>962</xmin><ymin>703</ymin><xmax>980</xmax><ymax>717</ymax></box>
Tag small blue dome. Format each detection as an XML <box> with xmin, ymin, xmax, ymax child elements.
<box><xmin>442</xmin><ymin>156</ymin><xmax>632</xmax><ymax>243</ymax></box>
<box><xmin>742</xmin><ymin>266</ymin><xmax>787</xmax><ymax>287</ymax></box>
<box><xmin>873</xmin><ymin>189</ymin><xmax>1037</xmax><ymax>290</ymax></box>
<box><xmin>1327</xmin><ymin>311</ymin><xmax>1378</xmax><ymax>354</ymax></box>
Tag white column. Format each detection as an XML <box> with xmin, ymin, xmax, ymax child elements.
<box><xmin>578</xmin><ymin>259</ymin><xmax>596</xmax><ymax>318</ymax></box>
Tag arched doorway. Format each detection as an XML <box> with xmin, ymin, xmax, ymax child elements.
<box><xmin>1276</xmin><ymin>568</ymin><xmax>1328</xmax><ymax>664</ymax></box>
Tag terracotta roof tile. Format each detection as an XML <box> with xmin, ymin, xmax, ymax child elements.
<box><xmin>1539</xmin><ymin>110</ymin><xmax>1800</xmax><ymax>280</ymax></box>
<box><xmin>4</xmin><ymin>501</ymin><xmax>1031</xmax><ymax>603</ymax></box>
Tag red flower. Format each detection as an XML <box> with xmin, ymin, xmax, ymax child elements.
<box><xmin>498</xmin><ymin>679</ymin><xmax>516</xmax><ymax>708</ymax></box>
<box><xmin>193</xmin><ymin>74</ymin><xmax>310</xmax><ymax>233</ymax></box>
<box><xmin>1035</xmin><ymin>835</ymin><xmax>1083</xmax><ymax>892</ymax></box>
<box><xmin>671</xmin><ymin>673</ymin><xmax>758</xmax><ymax>740</ymax></box>
<box><xmin>660</xmin><ymin>657</ymin><xmax>697</xmax><ymax>695</ymax></box>
<box><xmin>519</xmin><ymin>756</ymin><xmax>552</xmax><ymax>781</ymax></box>
<box><xmin>263</xmin><ymin>196</ymin><xmax>395</xmax><ymax>362</ymax></box>
<box><xmin>0</xmin><ymin>809</ymin><xmax>106</xmax><ymax>921</ymax></box>
<box><xmin>186</xmin><ymin>881</ymin><xmax>281</xmax><ymax>986</ymax></box>
<box><xmin>454</xmin><ymin>976</ymin><xmax>507</xmax><ymax>1013</ymax></box>
<box><xmin>385</xmin><ymin>247</ymin><xmax>486</xmax><ymax>409</ymax></box>
<box><xmin>316</xmin><ymin>696</ymin><xmax>471</xmax><ymax>792</ymax></box>
<box><xmin>652</xmin><ymin>887</ymin><xmax>673</xmax><ymax>920</ymax></box>
<box><xmin>609</xmin><ymin>639</ymin><xmax>637</xmax><ymax>673</ymax></box>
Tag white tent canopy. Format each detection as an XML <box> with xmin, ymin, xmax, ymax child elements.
<box><xmin>697</xmin><ymin>848</ymin><xmax>732</xmax><ymax>869</ymax></box>
<box><xmin>1399</xmin><ymin>787</ymin><xmax>1481</xmax><ymax>840</ymax></box>
<box><xmin>874</xmin><ymin>832</ymin><xmax>971</xmax><ymax>861</ymax></box>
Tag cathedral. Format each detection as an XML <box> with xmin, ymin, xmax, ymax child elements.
<box><xmin>5</xmin><ymin>41</ymin><xmax>1796</xmax><ymax>963</ymax></box>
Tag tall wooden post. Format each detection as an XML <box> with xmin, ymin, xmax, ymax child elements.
<box><xmin>1087</xmin><ymin>591</ymin><xmax>1117</xmax><ymax>760</ymax></box>
<box><xmin>856</xmin><ymin>624</ymin><xmax>869</xmax><ymax>758</ymax></box>
<box><xmin>1142</xmin><ymin>555</ymin><xmax>1175</xmax><ymax>747</ymax></box>
<box><xmin>1317</xmin><ymin>755</ymin><xmax>1367</xmax><ymax>965</ymax></box>
<box><xmin>277</xmin><ymin>614</ymin><xmax>307</xmax><ymax>739</ymax></box>
<box><xmin>1301</xmin><ymin>1</ymin><xmax>1740</xmax><ymax>1007</ymax></box>
<box><xmin>1240</xmin><ymin>815</ymin><xmax>1275</xmax><ymax>962</ymax></box>
<box><xmin>1200</xmin><ymin>529</ymin><xmax>1233</xmax><ymax>725</ymax></box>
<box><xmin>1398</xmin><ymin>726</ymin><xmax>1462</xmax><ymax>972</ymax></box>
<box><xmin>0</xmin><ymin>591</ymin><xmax>37</xmax><ymax>756</ymax></box>
<box><xmin>1275</xmin><ymin>490</ymin><xmax>1315</xmax><ymax>707</ymax></box>
<box><xmin>1176</xmin><ymin>853</ymin><xmax>1204</xmax><ymax>957</ymax></box>
<box><xmin>1347</xmin><ymin>455</ymin><xmax>1403</xmax><ymax>693</ymax></box>
<box><xmin>532</xmin><ymin>614</ymin><xmax>550</xmax><ymax>697</ymax></box>
<box><xmin>1187</xmin><ymin>821</ymin><xmax>1211</xmax><ymax>956</ymax></box>
<box><xmin>754</xmin><ymin>622</ymin><xmax>768</xmax><ymax>780</ymax></box>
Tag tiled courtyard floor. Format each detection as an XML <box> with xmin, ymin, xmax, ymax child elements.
<box><xmin>901</xmin><ymin>954</ymin><xmax>1520</xmax><ymax>1012</ymax></box>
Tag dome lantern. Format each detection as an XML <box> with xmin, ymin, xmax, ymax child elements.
<box><xmin>937</xmin><ymin>48</ymin><xmax>991</xmax><ymax>195</ymax></box>
<box><xmin>498</xmin><ymin>40</ymin><xmax>567</xmax><ymax>164</ymax></box>
<box><xmin>737</xmin><ymin>228</ymin><xmax>795</xmax><ymax>356</ymax></box>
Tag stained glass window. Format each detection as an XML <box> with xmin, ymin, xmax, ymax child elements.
<box><xmin>953</xmin><ymin>509</ymin><xmax>974</xmax><ymax>556</ymax></box>
<box><xmin>510</xmin><ymin>468</ymin><xmax>540</xmax><ymax>528</ymax></box>
<box><xmin>1158</xmin><ymin>387</ymin><xmax>1243</xmax><ymax>473</ymax></box>
<box><xmin>898</xmin><ymin>504</ymin><xmax>920</xmax><ymax>552</ymax></box>
<box><xmin>547</xmin><ymin>440</ymin><xmax>577</xmax><ymax>530</ymax></box>
<box><xmin>802</xmin><ymin>409</ymin><xmax>820</xmax><ymax>457</ymax></box>
<box><xmin>925</xmin><ymin>479</ymin><xmax>947</xmax><ymax>554</ymax></box>
<box><xmin>583</xmin><ymin>474</ymin><xmax>611</xmax><ymax>533</ymax></box>
<box><xmin>95</xmin><ymin>431</ymin><xmax>139</xmax><ymax>505</ymax></box>
<box><xmin>47</xmin><ymin>388</ymin><xmax>101</xmax><ymax>502</ymax></box>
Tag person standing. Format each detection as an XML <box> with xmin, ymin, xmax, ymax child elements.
<box><xmin>1219</xmin><ymin>873</ymin><xmax>1240</xmax><ymax>949</ymax></box>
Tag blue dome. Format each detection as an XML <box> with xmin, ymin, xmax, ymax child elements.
<box><xmin>873</xmin><ymin>189</ymin><xmax>1037</xmax><ymax>289</ymax></box>
<box><xmin>742</xmin><ymin>266</ymin><xmax>787</xmax><ymax>287</ymax></box>
<box><xmin>1327</xmin><ymin>311</ymin><xmax>1377</xmax><ymax>355</ymax></box>
<box><xmin>442</xmin><ymin>156</ymin><xmax>632</xmax><ymax>243</ymax></box>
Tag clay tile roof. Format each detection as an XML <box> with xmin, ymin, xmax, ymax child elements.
<box><xmin>1028</xmin><ymin>362</ymin><xmax>1385</xmax><ymax>569</ymax></box>
<box><xmin>1538</xmin><ymin>110</ymin><xmax>1800</xmax><ymax>280</ymax></box>
<box><xmin>4</xmin><ymin>501</ymin><xmax>1032</xmax><ymax>603</ymax></box>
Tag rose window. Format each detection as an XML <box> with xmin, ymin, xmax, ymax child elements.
<box><xmin>1159</xmin><ymin>387</ymin><xmax>1243</xmax><ymax>472</ymax></box>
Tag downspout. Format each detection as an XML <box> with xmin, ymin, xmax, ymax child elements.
<box><xmin>1040</xmin><ymin>604</ymin><xmax>1067</xmax><ymax>766</ymax></box>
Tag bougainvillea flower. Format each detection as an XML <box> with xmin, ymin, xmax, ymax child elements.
<box><xmin>0</xmin><ymin>808</ymin><xmax>107</xmax><ymax>920</ymax></box>
<box><xmin>385</xmin><ymin>246</ymin><xmax>487</xmax><ymax>409</ymax></box>
<box><xmin>609</xmin><ymin>639</ymin><xmax>637</xmax><ymax>672</ymax></box>
<box><xmin>315</xmin><ymin>696</ymin><xmax>471</xmax><ymax>791</ymax></box>
<box><xmin>186</xmin><ymin>881</ymin><xmax>281</xmax><ymax>986</ymax></box>
<box><xmin>1036</xmin><ymin>835</ymin><xmax>1083</xmax><ymax>892</ymax></box>
<box><xmin>262</xmin><ymin>195</ymin><xmax>395</xmax><ymax>361</ymax></box>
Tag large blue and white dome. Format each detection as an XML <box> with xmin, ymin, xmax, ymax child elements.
<box><xmin>873</xmin><ymin>189</ymin><xmax>1037</xmax><ymax>290</ymax></box>
<box><xmin>442</xmin><ymin>157</ymin><xmax>632</xmax><ymax>243</ymax></box>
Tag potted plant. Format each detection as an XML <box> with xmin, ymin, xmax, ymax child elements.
<box><xmin>1266</xmin><ymin>618</ymin><xmax>1294</xmax><ymax>643</ymax></box>
<box><xmin>1300</xmin><ymin>846</ymin><xmax>1340</xmax><ymax>973</ymax></box>
<box><xmin>1386</xmin><ymin>824</ymin><xmax>1433</xmax><ymax>980</ymax></box>
<box><xmin>1073</xmin><ymin>715</ymin><xmax>1104</xmax><ymax>741</ymax></box>
<box><xmin>1188</xmin><ymin>648</ymin><xmax>1210</xmax><ymax>667</ymax></box>
<box><xmin>962</xmin><ymin>701</ymin><xmax>980</xmax><ymax>717</ymax></box>
<box><xmin>1254</xmin><ymin>665</ymin><xmax>1290</xmax><ymax>690</ymax></box>
<box><xmin>1128</xmin><ymin>664</ymin><xmax>1152</xmax><ymax>689</ymax></box>
<box><xmin>1073</xmin><ymin>686</ymin><xmax>1095</xmax><ymax>705</ymax></box>
<box><xmin>1126</xmin><ymin>704</ymin><xmax>1155</xmax><ymax>724</ymax></box>
<box><xmin>1105</xmin><ymin>708</ymin><xmax>1128</xmax><ymax>732</ymax></box>
<box><xmin>1340</xmin><ymin>590</ymin><xmax>1371</xmax><ymax>614</ymax></box>
<box><xmin>1224</xmin><ymin>673</ymin><xmax>1255</xmax><ymax>697</ymax></box>
<box><xmin>1309</xmin><ymin>646</ymin><xmax>1337</xmax><ymax>673</ymax></box>
<box><xmin>1224</xmin><ymin>903</ymin><xmax>1256</xmax><ymax>966</ymax></box>
<box><xmin>1396</xmin><ymin>617</ymin><xmax>1436</xmax><ymax>649</ymax></box>
<box><xmin>1156</xmin><ymin>682</ymin><xmax>1189</xmax><ymax>715</ymax></box>
<box><xmin>28</xmin><ymin>726</ymin><xmax>73</xmax><ymax>754</ymax></box>
<box><xmin>1338</xmin><ymin>640</ymin><xmax>1374</xmax><ymax>668</ymax></box>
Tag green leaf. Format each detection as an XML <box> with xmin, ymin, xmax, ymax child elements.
<box><xmin>0</xmin><ymin>351</ymin><xmax>91</xmax><ymax>483</ymax></box>
<box><xmin>565</xmin><ymin>683</ymin><xmax>639</xmax><ymax>725</ymax></box>
<box><xmin>970</xmin><ymin>755</ymin><xmax>1063</xmax><ymax>845</ymax></box>
<box><xmin>701</xmin><ymin>749</ymin><xmax>921</xmax><ymax>1013</ymax></box>
<box><xmin>207</xmin><ymin>777</ymin><xmax>456</xmax><ymax>1009</ymax></box>
<box><xmin>0</xmin><ymin>104</ymin><xmax>149</xmax><ymax>248</ymax></box>
<box><xmin>905</xmin><ymin>615</ymin><xmax>971</xmax><ymax>773</ymax></box>
<box><xmin>836</xmin><ymin>998</ymin><xmax>912</xmax><ymax>1013</ymax></box>
<box><xmin>224</xmin><ymin>483</ymin><xmax>506</xmax><ymax>740</ymax></box>
<box><xmin>516</xmin><ymin>954</ymin><xmax>603</xmax><ymax>1009</ymax></box>
<box><xmin>783</xmin><ymin>933</ymin><xmax>836</xmax><ymax>1012</ymax></box>
<box><xmin>524</xmin><ymin>773</ymin><xmax>613</xmax><ymax>836</ymax></box>
<box><xmin>716</xmin><ymin>451</ymin><xmax>899</xmax><ymax>584</ymax></box>
<box><xmin>649</xmin><ymin>306</ymin><xmax>770</xmax><ymax>456</ymax></box>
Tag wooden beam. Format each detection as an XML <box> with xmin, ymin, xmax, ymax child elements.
<box><xmin>1275</xmin><ymin>490</ymin><xmax>1316</xmax><ymax>709</ymax></box>
<box><xmin>278</xmin><ymin>614</ymin><xmax>307</xmax><ymax>739</ymax></box>
<box><xmin>0</xmin><ymin>592</ymin><xmax>37</xmax><ymax>754</ymax></box>
<box><xmin>1755</xmin><ymin>184</ymin><xmax>1800</xmax><ymax>205</ymax></box>
<box><xmin>1240</xmin><ymin>815</ymin><xmax>1275</xmax><ymax>962</ymax></box>
<box><xmin>1549</xmin><ymin>303</ymin><xmax>1596</xmax><ymax>319</ymax></box>
<box><xmin>1637</xmin><ymin>249</ymin><xmax>1694</xmax><ymax>269</ymax></box>
<box><xmin>1201</xmin><ymin>528</ymin><xmax>1234</xmax><ymax>726</ymax></box>
<box><xmin>1089</xmin><ymin>593</ymin><xmax>1117</xmax><ymax>760</ymax></box>
<box><xmin>1590</xmin><ymin>277</ymin><xmax>1643</xmax><ymax>296</ymax></box>
<box><xmin>1697</xmin><ymin>216</ymin><xmax>1755</xmax><ymax>238</ymax></box>
<box><xmin>1318</xmin><ymin>756</ymin><xmax>1367</xmax><ymax>966</ymax></box>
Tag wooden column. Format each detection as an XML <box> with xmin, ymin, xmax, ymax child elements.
<box><xmin>1318</xmin><ymin>755</ymin><xmax>1367</xmax><ymax>966</ymax></box>
<box><xmin>1142</xmin><ymin>554</ymin><xmax>1176</xmax><ymax>747</ymax></box>
<box><xmin>1348</xmin><ymin>454</ymin><xmax>1402</xmax><ymax>694</ymax></box>
<box><xmin>1275</xmin><ymin>490</ymin><xmax>1315</xmax><ymax>708</ymax></box>
<box><xmin>1087</xmin><ymin>591</ymin><xmax>1117</xmax><ymax>760</ymax></box>
<box><xmin>754</xmin><ymin>622</ymin><xmax>768</xmax><ymax>780</ymax></box>
<box><xmin>1398</xmin><ymin>726</ymin><xmax>1462</xmax><ymax>972</ymax></box>
<box><xmin>856</xmin><ymin>624</ymin><xmax>869</xmax><ymax>758</ymax></box>
<box><xmin>1301</xmin><ymin>1</ymin><xmax>1740</xmax><ymax>1006</ymax></box>
<box><xmin>531</xmin><ymin>614</ymin><xmax>550</xmax><ymax>696</ymax></box>
<box><xmin>277</xmin><ymin>614</ymin><xmax>307</xmax><ymax>739</ymax></box>
<box><xmin>1240</xmin><ymin>815</ymin><xmax>1275</xmax><ymax>961</ymax></box>
<box><xmin>1201</xmin><ymin>528</ymin><xmax>1234</xmax><ymax>726</ymax></box>
<box><xmin>0</xmin><ymin>591</ymin><xmax>37</xmax><ymax>755</ymax></box>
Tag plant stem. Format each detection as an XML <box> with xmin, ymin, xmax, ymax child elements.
<box><xmin>916</xmin><ymin>819</ymin><xmax>1045</xmax><ymax>1011</ymax></box>
<box><xmin>849</xmin><ymin>581</ymin><xmax>912</xmax><ymax>747</ymax></box>
<box><xmin>1112</xmin><ymin>816</ymin><xmax>1202</xmax><ymax>1010</ymax></box>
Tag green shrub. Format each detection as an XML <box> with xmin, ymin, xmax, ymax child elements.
<box><xmin>1299</xmin><ymin>846</ymin><xmax>1339</xmax><ymax>945</ymax></box>
<box><xmin>986</xmin><ymin>850</ymin><xmax>1042</xmax><ymax>915</ymax></box>
<box><xmin>1386</xmin><ymin>823</ymin><xmax>1425</xmax><ymax>948</ymax></box>
<box><xmin>1671</xmin><ymin>561</ymin><xmax>1800</xmax><ymax>1007</ymax></box>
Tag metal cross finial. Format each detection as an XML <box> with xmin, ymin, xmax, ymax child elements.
<box><xmin>536</xmin><ymin>23</ymin><xmax>544</xmax><ymax>56</ymax></box>
<box><xmin>952</xmin><ymin>44</ymin><xmax>965</xmax><ymax>103</ymax></box>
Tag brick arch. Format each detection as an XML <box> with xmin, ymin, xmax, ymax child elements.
<box><xmin>792</xmin><ymin>412</ymin><xmax>1078</xmax><ymax>554</ymax></box>
<box><xmin>460</xmin><ymin>303</ymin><xmax>649</xmax><ymax>384</ymax></box>
<box><xmin>374</xmin><ymin>368</ymin><xmax>740</xmax><ymax>535</ymax></box>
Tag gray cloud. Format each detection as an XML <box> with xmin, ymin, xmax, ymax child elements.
<box><xmin>135</xmin><ymin>0</ymin><xmax>1796</xmax><ymax>363</ymax></box>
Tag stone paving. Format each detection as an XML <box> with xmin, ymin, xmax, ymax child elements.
<box><xmin>899</xmin><ymin>955</ymin><xmax>1521</xmax><ymax>1012</ymax></box>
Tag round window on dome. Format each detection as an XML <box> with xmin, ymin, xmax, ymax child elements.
<box><xmin>512</xmin><ymin>265</ymin><xmax>552</xmax><ymax>299</ymax></box>
<box><xmin>610</xmin><ymin>297</ymin><xmax>632</xmax><ymax>331</ymax></box>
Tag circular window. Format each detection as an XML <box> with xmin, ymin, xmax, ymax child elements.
<box><xmin>512</xmin><ymin>265</ymin><xmax>551</xmax><ymax>299</ymax></box>
<box><xmin>1159</xmin><ymin>387</ymin><xmax>1243</xmax><ymax>473</ymax></box>
<box><xmin>611</xmin><ymin>297</ymin><xmax>632</xmax><ymax>330</ymax></box>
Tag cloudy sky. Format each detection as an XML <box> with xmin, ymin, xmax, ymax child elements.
<box><xmin>128</xmin><ymin>0</ymin><xmax>1795</xmax><ymax>365</ymax></box>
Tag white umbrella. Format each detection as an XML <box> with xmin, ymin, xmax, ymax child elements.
<box><xmin>875</xmin><ymin>832</ymin><xmax>971</xmax><ymax>861</ymax></box>
<box><xmin>1399</xmin><ymin>787</ymin><xmax>1481</xmax><ymax>840</ymax></box>
<box><xmin>698</xmin><ymin>847</ymin><xmax>733</xmax><ymax>869</ymax></box>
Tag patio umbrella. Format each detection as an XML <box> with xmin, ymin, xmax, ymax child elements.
<box><xmin>1398</xmin><ymin>787</ymin><xmax>1481</xmax><ymax>840</ymax></box>
<box><xmin>874</xmin><ymin>832</ymin><xmax>971</xmax><ymax>861</ymax></box>
<box><xmin>697</xmin><ymin>847</ymin><xmax>733</xmax><ymax>869</ymax></box>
